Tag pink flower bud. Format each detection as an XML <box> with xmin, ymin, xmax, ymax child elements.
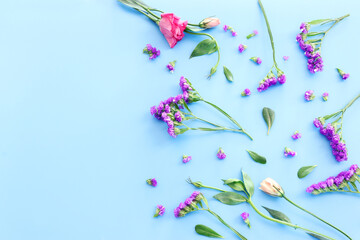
<box><xmin>259</xmin><ymin>178</ymin><xmax>284</xmax><ymax>197</ymax></box>
<box><xmin>199</xmin><ymin>17</ymin><xmax>220</xmax><ymax>29</ymax></box>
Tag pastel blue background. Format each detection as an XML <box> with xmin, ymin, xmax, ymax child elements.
<box><xmin>0</xmin><ymin>0</ymin><xmax>359</xmax><ymax>239</ymax></box>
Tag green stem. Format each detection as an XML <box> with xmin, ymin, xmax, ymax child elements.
<box><xmin>282</xmin><ymin>195</ymin><xmax>352</xmax><ymax>240</ymax></box>
<box><xmin>342</xmin><ymin>93</ymin><xmax>360</xmax><ymax>113</ymax></box>
<box><xmin>317</xmin><ymin>14</ymin><xmax>350</xmax><ymax>52</ymax></box>
<box><xmin>184</xmin><ymin>31</ymin><xmax>221</xmax><ymax>78</ymax></box>
<box><xmin>134</xmin><ymin>9</ymin><xmax>158</xmax><ymax>22</ymax></box>
<box><xmin>206</xmin><ymin>209</ymin><xmax>247</xmax><ymax>240</ymax></box>
<box><xmin>248</xmin><ymin>200</ymin><xmax>337</xmax><ymax>240</ymax></box>
<box><xmin>201</xmin><ymin>100</ymin><xmax>253</xmax><ymax>140</ymax></box>
<box><xmin>258</xmin><ymin>0</ymin><xmax>277</xmax><ymax>66</ymax></box>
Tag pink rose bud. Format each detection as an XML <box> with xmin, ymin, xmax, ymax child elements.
<box><xmin>259</xmin><ymin>178</ymin><xmax>284</xmax><ymax>197</ymax></box>
<box><xmin>199</xmin><ymin>17</ymin><xmax>220</xmax><ymax>29</ymax></box>
<box><xmin>159</xmin><ymin>13</ymin><xmax>188</xmax><ymax>48</ymax></box>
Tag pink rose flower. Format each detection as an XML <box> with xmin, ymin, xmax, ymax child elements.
<box><xmin>159</xmin><ymin>13</ymin><xmax>188</xmax><ymax>48</ymax></box>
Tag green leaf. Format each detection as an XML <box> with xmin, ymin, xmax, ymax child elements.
<box><xmin>222</xmin><ymin>179</ymin><xmax>245</xmax><ymax>192</ymax></box>
<box><xmin>246</xmin><ymin>150</ymin><xmax>266</xmax><ymax>164</ymax></box>
<box><xmin>186</xmin><ymin>25</ymin><xmax>205</xmax><ymax>32</ymax></box>
<box><xmin>190</xmin><ymin>39</ymin><xmax>217</xmax><ymax>58</ymax></box>
<box><xmin>262</xmin><ymin>206</ymin><xmax>291</xmax><ymax>223</ymax></box>
<box><xmin>306</xmin><ymin>32</ymin><xmax>324</xmax><ymax>36</ymax></box>
<box><xmin>195</xmin><ymin>224</ymin><xmax>224</xmax><ymax>238</ymax></box>
<box><xmin>223</xmin><ymin>66</ymin><xmax>233</xmax><ymax>82</ymax></box>
<box><xmin>262</xmin><ymin>107</ymin><xmax>275</xmax><ymax>135</ymax></box>
<box><xmin>297</xmin><ymin>165</ymin><xmax>317</xmax><ymax>179</ymax></box>
<box><xmin>308</xmin><ymin>19</ymin><xmax>331</xmax><ymax>25</ymax></box>
<box><xmin>242</xmin><ymin>170</ymin><xmax>254</xmax><ymax>197</ymax></box>
<box><xmin>307</xmin><ymin>232</ymin><xmax>331</xmax><ymax>240</ymax></box>
<box><xmin>213</xmin><ymin>192</ymin><xmax>247</xmax><ymax>205</ymax></box>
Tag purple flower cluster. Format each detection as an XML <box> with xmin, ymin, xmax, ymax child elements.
<box><xmin>241</xmin><ymin>88</ymin><xmax>251</xmax><ymax>97</ymax></box>
<box><xmin>217</xmin><ymin>148</ymin><xmax>226</xmax><ymax>160</ymax></box>
<box><xmin>241</xmin><ymin>212</ymin><xmax>249</xmax><ymax>220</ymax></box>
<box><xmin>223</xmin><ymin>25</ymin><xmax>237</xmax><ymax>36</ymax></box>
<box><xmin>284</xmin><ymin>147</ymin><xmax>296</xmax><ymax>157</ymax></box>
<box><xmin>304</xmin><ymin>90</ymin><xmax>315</xmax><ymax>101</ymax></box>
<box><xmin>143</xmin><ymin>44</ymin><xmax>160</xmax><ymax>60</ymax></box>
<box><xmin>306</xmin><ymin>164</ymin><xmax>359</xmax><ymax>194</ymax></box>
<box><xmin>147</xmin><ymin>178</ymin><xmax>158</xmax><ymax>187</ymax></box>
<box><xmin>292</xmin><ymin>131</ymin><xmax>302</xmax><ymax>140</ymax></box>
<box><xmin>238</xmin><ymin>44</ymin><xmax>247</xmax><ymax>53</ymax></box>
<box><xmin>313</xmin><ymin>118</ymin><xmax>348</xmax><ymax>162</ymax></box>
<box><xmin>182</xmin><ymin>155</ymin><xmax>192</xmax><ymax>163</ymax></box>
<box><xmin>154</xmin><ymin>205</ymin><xmax>165</xmax><ymax>217</ymax></box>
<box><xmin>257</xmin><ymin>73</ymin><xmax>286</xmax><ymax>92</ymax></box>
<box><xmin>174</xmin><ymin>191</ymin><xmax>203</xmax><ymax>218</ymax></box>
<box><xmin>296</xmin><ymin>31</ymin><xmax>323</xmax><ymax>73</ymax></box>
<box><xmin>150</xmin><ymin>76</ymin><xmax>197</xmax><ymax>138</ymax></box>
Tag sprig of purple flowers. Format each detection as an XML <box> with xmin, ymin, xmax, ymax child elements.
<box><xmin>296</xmin><ymin>14</ymin><xmax>349</xmax><ymax>74</ymax></box>
<box><xmin>257</xmin><ymin>0</ymin><xmax>286</xmax><ymax>92</ymax></box>
<box><xmin>307</xmin><ymin>164</ymin><xmax>360</xmax><ymax>195</ymax></box>
<box><xmin>174</xmin><ymin>191</ymin><xmax>247</xmax><ymax>239</ymax></box>
<box><xmin>150</xmin><ymin>76</ymin><xmax>252</xmax><ymax>139</ymax></box>
<box><xmin>313</xmin><ymin>93</ymin><xmax>360</xmax><ymax>162</ymax></box>
<box><xmin>143</xmin><ymin>44</ymin><xmax>160</xmax><ymax>60</ymax></box>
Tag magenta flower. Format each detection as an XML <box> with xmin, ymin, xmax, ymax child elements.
<box><xmin>143</xmin><ymin>44</ymin><xmax>160</xmax><ymax>60</ymax></box>
<box><xmin>250</xmin><ymin>57</ymin><xmax>262</xmax><ymax>65</ymax></box>
<box><xmin>146</xmin><ymin>178</ymin><xmax>158</xmax><ymax>187</ymax></box>
<box><xmin>292</xmin><ymin>131</ymin><xmax>302</xmax><ymax>140</ymax></box>
<box><xmin>241</xmin><ymin>88</ymin><xmax>251</xmax><ymax>97</ymax></box>
<box><xmin>174</xmin><ymin>191</ymin><xmax>202</xmax><ymax>218</ymax></box>
<box><xmin>223</xmin><ymin>25</ymin><xmax>229</xmax><ymax>31</ymax></box>
<box><xmin>238</xmin><ymin>44</ymin><xmax>247</xmax><ymax>53</ymax></box>
<box><xmin>246</xmin><ymin>30</ymin><xmax>258</xmax><ymax>39</ymax></box>
<box><xmin>322</xmin><ymin>92</ymin><xmax>329</xmax><ymax>101</ymax></box>
<box><xmin>304</xmin><ymin>90</ymin><xmax>315</xmax><ymax>101</ymax></box>
<box><xmin>217</xmin><ymin>147</ymin><xmax>226</xmax><ymax>160</ymax></box>
<box><xmin>154</xmin><ymin>205</ymin><xmax>165</xmax><ymax>217</ymax></box>
<box><xmin>166</xmin><ymin>60</ymin><xmax>176</xmax><ymax>73</ymax></box>
<box><xmin>241</xmin><ymin>212</ymin><xmax>251</xmax><ymax>228</ymax></box>
<box><xmin>283</xmin><ymin>56</ymin><xmax>289</xmax><ymax>61</ymax></box>
<box><xmin>182</xmin><ymin>155</ymin><xmax>192</xmax><ymax>163</ymax></box>
<box><xmin>336</xmin><ymin>68</ymin><xmax>349</xmax><ymax>80</ymax></box>
<box><xmin>223</xmin><ymin>25</ymin><xmax>237</xmax><ymax>36</ymax></box>
<box><xmin>284</xmin><ymin>147</ymin><xmax>296</xmax><ymax>157</ymax></box>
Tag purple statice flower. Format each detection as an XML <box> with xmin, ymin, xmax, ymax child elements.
<box><xmin>154</xmin><ymin>205</ymin><xmax>165</xmax><ymax>217</ymax></box>
<box><xmin>166</xmin><ymin>61</ymin><xmax>176</xmax><ymax>73</ymax></box>
<box><xmin>304</xmin><ymin>90</ymin><xmax>315</xmax><ymax>101</ymax></box>
<box><xmin>238</xmin><ymin>44</ymin><xmax>247</xmax><ymax>53</ymax></box>
<box><xmin>284</xmin><ymin>147</ymin><xmax>296</xmax><ymax>157</ymax></box>
<box><xmin>174</xmin><ymin>111</ymin><xmax>182</xmax><ymax>122</ymax></box>
<box><xmin>241</xmin><ymin>88</ymin><xmax>251</xmax><ymax>97</ymax></box>
<box><xmin>217</xmin><ymin>147</ymin><xmax>226</xmax><ymax>160</ymax></box>
<box><xmin>292</xmin><ymin>131</ymin><xmax>302</xmax><ymax>140</ymax></box>
<box><xmin>182</xmin><ymin>155</ymin><xmax>192</xmax><ymax>163</ymax></box>
<box><xmin>223</xmin><ymin>25</ymin><xmax>229</xmax><ymax>31</ymax></box>
<box><xmin>336</xmin><ymin>68</ymin><xmax>349</xmax><ymax>80</ymax></box>
<box><xmin>174</xmin><ymin>191</ymin><xmax>203</xmax><ymax>218</ymax></box>
<box><xmin>146</xmin><ymin>178</ymin><xmax>158</xmax><ymax>187</ymax></box>
<box><xmin>231</xmin><ymin>31</ymin><xmax>237</xmax><ymax>37</ymax></box>
<box><xmin>300</xmin><ymin>22</ymin><xmax>309</xmax><ymax>34</ymax></box>
<box><xmin>306</xmin><ymin>164</ymin><xmax>360</xmax><ymax>195</ymax></box>
<box><xmin>241</xmin><ymin>212</ymin><xmax>251</xmax><ymax>228</ymax></box>
<box><xmin>143</xmin><ymin>44</ymin><xmax>160</xmax><ymax>60</ymax></box>
<box><xmin>283</xmin><ymin>56</ymin><xmax>289</xmax><ymax>61</ymax></box>
<box><xmin>223</xmin><ymin>25</ymin><xmax>237</xmax><ymax>36</ymax></box>
<box><xmin>277</xmin><ymin>74</ymin><xmax>286</xmax><ymax>84</ymax></box>
<box><xmin>307</xmin><ymin>52</ymin><xmax>323</xmax><ymax>73</ymax></box>
<box><xmin>250</xmin><ymin>57</ymin><xmax>262</xmax><ymax>65</ymax></box>
<box><xmin>247</xmin><ymin>30</ymin><xmax>258</xmax><ymax>39</ymax></box>
<box><xmin>315</xmin><ymin>122</ymin><xmax>348</xmax><ymax>162</ymax></box>
<box><xmin>322</xmin><ymin>92</ymin><xmax>329</xmax><ymax>101</ymax></box>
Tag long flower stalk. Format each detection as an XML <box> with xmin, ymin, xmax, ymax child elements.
<box><xmin>188</xmin><ymin>179</ymin><xmax>338</xmax><ymax>240</ymax></box>
<box><xmin>256</xmin><ymin>0</ymin><xmax>286</xmax><ymax>92</ymax></box>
